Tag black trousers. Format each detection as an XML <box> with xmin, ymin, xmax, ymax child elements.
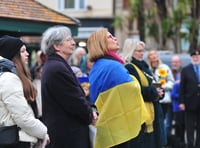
<box><xmin>174</xmin><ymin>111</ymin><xmax>185</xmax><ymax>144</ymax></box>
<box><xmin>0</xmin><ymin>141</ymin><xmax>31</xmax><ymax>148</ymax></box>
<box><xmin>185</xmin><ymin>110</ymin><xmax>200</xmax><ymax>148</ymax></box>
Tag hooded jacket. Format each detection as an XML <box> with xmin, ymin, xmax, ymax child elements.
<box><xmin>0</xmin><ymin>56</ymin><xmax>47</xmax><ymax>143</ymax></box>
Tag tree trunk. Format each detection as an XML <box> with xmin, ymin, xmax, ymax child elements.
<box><xmin>138</xmin><ymin>0</ymin><xmax>145</xmax><ymax>41</ymax></box>
<box><xmin>189</xmin><ymin>0</ymin><xmax>200</xmax><ymax>53</ymax></box>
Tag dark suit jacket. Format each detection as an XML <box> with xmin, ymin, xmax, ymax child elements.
<box><xmin>179</xmin><ymin>64</ymin><xmax>200</xmax><ymax>111</ymax></box>
<box><xmin>41</xmin><ymin>54</ymin><xmax>93</xmax><ymax>148</ymax></box>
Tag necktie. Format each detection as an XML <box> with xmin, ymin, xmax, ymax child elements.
<box><xmin>195</xmin><ymin>65</ymin><xmax>200</xmax><ymax>82</ymax></box>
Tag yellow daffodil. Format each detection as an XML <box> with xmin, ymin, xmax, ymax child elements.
<box><xmin>156</xmin><ymin>68</ymin><xmax>168</xmax><ymax>86</ymax></box>
<box><xmin>157</xmin><ymin>68</ymin><xmax>167</xmax><ymax>77</ymax></box>
<box><xmin>159</xmin><ymin>79</ymin><xmax>166</xmax><ymax>86</ymax></box>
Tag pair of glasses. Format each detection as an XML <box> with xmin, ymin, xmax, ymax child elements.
<box><xmin>64</xmin><ymin>37</ymin><xmax>74</xmax><ymax>42</ymax></box>
<box><xmin>107</xmin><ymin>34</ymin><xmax>115</xmax><ymax>40</ymax></box>
<box><xmin>135</xmin><ymin>50</ymin><xmax>145</xmax><ymax>53</ymax></box>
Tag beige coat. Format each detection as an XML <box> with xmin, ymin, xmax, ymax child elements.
<box><xmin>0</xmin><ymin>72</ymin><xmax>47</xmax><ymax>143</ymax></box>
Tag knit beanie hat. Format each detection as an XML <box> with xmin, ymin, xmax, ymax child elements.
<box><xmin>0</xmin><ymin>35</ymin><xmax>24</xmax><ymax>60</ymax></box>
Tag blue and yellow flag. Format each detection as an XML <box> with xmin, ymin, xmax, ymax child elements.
<box><xmin>89</xmin><ymin>58</ymin><xmax>150</xmax><ymax>148</ymax></box>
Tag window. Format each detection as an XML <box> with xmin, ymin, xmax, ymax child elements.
<box><xmin>65</xmin><ymin>0</ymin><xmax>74</xmax><ymax>9</ymax></box>
<box><xmin>59</xmin><ymin>0</ymin><xmax>86</xmax><ymax>10</ymax></box>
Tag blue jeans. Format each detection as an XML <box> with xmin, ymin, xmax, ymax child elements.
<box><xmin>161</xmin><ymin>103</ymin><xmax>173</xmax><ymax>139</ymax></box>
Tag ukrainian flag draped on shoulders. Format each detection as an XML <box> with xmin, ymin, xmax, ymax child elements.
<box><xmin>89</xmin><ymin>54</ymin><xmax>150</xmax><ymax>148</ymax></box>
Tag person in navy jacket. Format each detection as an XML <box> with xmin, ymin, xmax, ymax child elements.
<box><xmin>179</xmin><ymin>49</ymin><xmax>200</xmax><ymax>148</ymax></box>
<box><xmin>40</xmin><ymin>25</ymin><xmax>98</xmax><ymax>148</ymax></box>
<box><xmin>170</xmin><ymin>55</ymin><xmax>185</xmax><ymax>147</ymax></box>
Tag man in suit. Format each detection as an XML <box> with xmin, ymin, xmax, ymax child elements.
<box><xmin>179</xmin><ymin>49</ymin><xmax>200</xmax><ymax>148</ymax></box>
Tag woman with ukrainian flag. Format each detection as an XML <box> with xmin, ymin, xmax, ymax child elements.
<box><xmin>87</xmin><ymin>28</ymin><xmax>150</xmax><ymax>148</ymax></box>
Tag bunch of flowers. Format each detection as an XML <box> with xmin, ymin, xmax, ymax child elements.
<box><xmin>156</xmin><ymin>68</ymin><xmax>168</xmax><ymax>86</ymax></box>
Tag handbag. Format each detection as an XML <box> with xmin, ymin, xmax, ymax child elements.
<box><xmin>0</xmin><ymin>125</ymin><xmax>19</xmax><ymax>145</ymax></box>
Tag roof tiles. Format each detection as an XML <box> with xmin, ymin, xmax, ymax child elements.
<box><xmin>0</xmin><ymin>0</ymin><xmax>80</xmax><ymax>25</ymax></box>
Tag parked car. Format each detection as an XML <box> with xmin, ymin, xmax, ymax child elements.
<box><xmin>144</xmin><ymin>51</ymin><xmax>191</xmax><ymax>68</ymax></box>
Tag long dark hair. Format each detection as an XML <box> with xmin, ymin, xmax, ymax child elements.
<box><xmin>12</xmin><ymin>51</ymin><xmax>37</xmax><ymax>103</ymax></box>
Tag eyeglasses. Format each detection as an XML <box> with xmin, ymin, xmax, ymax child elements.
<box><xmin>107</xmin><ymin>34</ymin><xmax>115</xmax><ymax>40</ymax></box>
<box><xmin>64</xmin><ymin>37</ymin><xmax>74</xmax><ymax>42</ymax></box>
<box><xmin>135</xmin><ymin>49</ymin><xmax>145</xmax><ymax>53</ymax></box>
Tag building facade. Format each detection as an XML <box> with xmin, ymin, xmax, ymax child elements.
<box><xmin>36</xmin><ymin>0</ymin><xmax>120</xmax><ymax>48</ymax></box>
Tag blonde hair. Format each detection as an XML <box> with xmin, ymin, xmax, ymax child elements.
<box><xmin>121</xmin><ymin>39</ymin><xmax>145</xmax><ymax>62</ymax></box>
<box><xmin>146</xmin><ymin>49</ymin><xmax>162</xmax><ymax>69</ymax></box>
<box><xmin>87</xmin><ymin>28</ymin><xmax>109</xmax><ymax>62</ymax></box>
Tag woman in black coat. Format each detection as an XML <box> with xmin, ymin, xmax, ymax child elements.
<box><xmin>40</xmin><ymin>25</ymin><xmax>98</xmax><ymax>148</ymax></box>
<box><xmin>121</xmin><ymin>39</ymin><xmax>166</xmax><ymax>148</ymax></box>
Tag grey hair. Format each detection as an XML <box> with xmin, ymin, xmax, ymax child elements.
<box><xmin>121</xmin><ymin>39</ymin><xmax>145</xmax><ymax>62</ymax></box>
<box><xmin>41</xmin><ymin>25</ymin><xmax>72</xmax><ymax>55</ymax></box>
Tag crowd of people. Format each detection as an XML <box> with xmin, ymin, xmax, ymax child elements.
<box><xmin>0</xmin><ymin>25</ymin><xmax>200</xmax><ymax>148</ymax></box>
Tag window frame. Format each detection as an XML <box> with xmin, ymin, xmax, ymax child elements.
<box><xmin>58</xmin><ymin>0</ymin><xmax>87</xmax><ymax>11</ymax></box>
